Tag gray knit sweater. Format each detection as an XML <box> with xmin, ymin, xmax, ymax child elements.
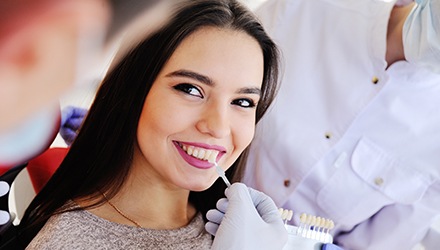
<box><xmin>26</xmin><ymin>207</ymin><xmax>212</xmax><ymax>250</ymax></box>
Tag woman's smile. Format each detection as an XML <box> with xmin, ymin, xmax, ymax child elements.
<box><xmin>174</xmin><ymin>141</ymin><xmax>226</xmax><ymax>169</ymax></box>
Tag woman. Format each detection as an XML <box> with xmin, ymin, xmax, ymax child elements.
<box><xmin>16</xmin><ymin>0</ymin><xmax>280</xmax><ymax>249</ymax></box>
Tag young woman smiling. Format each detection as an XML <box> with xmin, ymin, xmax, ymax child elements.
<box><xmin>11</xmin><ymin>0</ymin><xmax>283</xmax><ymax>249</ymax></box>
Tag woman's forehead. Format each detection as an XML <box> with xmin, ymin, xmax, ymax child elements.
<box><xmin>161</xmin><ymin>27</ymin><xmax>264</xmax><ymax>88</ymax></box>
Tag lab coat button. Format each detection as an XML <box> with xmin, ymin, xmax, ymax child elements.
<box><xmin>325</xmin><ymin>132</ymin><xmax>332</xmax><ymax>139</ymax></box>
<box><xmin>284</xmin><ymin>179</ymin><xmax>291</xmax><ymax>187</ymax></box>
<box><xmin>372</xmin><ymin>76</ymin><xmax>379</xmax><ymax>84</ymax></box>
<box><xmin>374</xmin><ymin>177</ymin><xmax>384</xmax><ymax>186</ymax></box>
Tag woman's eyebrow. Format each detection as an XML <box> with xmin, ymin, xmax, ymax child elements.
<box><xmin>166</xmin><ymin>69</ymin><xmax>214</xmax><ymax>86</ymax></box>
<box><xmin>237</xmin><ymin>87</ymin><xmax>261</xmax><ymax>96</ymax></box>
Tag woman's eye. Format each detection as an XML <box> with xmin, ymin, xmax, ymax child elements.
<box><xmin>232</xmin><ymin>98</ymin><xmax>257</xmax><ymax>108</ymax></box>
<box><xmin>173</xmin><ymin>83</ymin><xmax>203</xmax><ymax>98</ymax></box>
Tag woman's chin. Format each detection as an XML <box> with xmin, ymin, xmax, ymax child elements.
<box><xmin>187</xmin><ymin>180</ymin><xmax>218</xmax><ymax>192</ymax></box>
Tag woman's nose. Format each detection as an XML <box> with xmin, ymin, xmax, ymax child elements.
<box><xmin>195</xmin><ymin>104</ymin><xmax>231</xmax><ymax>138</ymax></box>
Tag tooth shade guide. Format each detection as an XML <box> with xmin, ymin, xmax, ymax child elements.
<box><xmin>280</xmin><ymin>209</ymin><xmax>334</xmax><ymax>244</ymax></box>
<box><xmin>207</xmin><ymin>152</ymin><xmax>217</xmax><ymax>164</ymax></box>
<box><xmin>279</xmin><ymin>208</ymin><xmax>294</xmax><ymax>225</ymax></box>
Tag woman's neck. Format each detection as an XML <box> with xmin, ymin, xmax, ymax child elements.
<box><xmin>386</xmin><ymin>2</ymin><xmax>415</xmax><ymax>66</ymax></box>
<box><xmin>81</xmin><ymin>158</ymin><xmax>197</xmax><ymax>230</ymax></box>
<box><xmin>108</xmin><ymin>178</ymin><xmax>197</xmax><ymax>229</ymax></box>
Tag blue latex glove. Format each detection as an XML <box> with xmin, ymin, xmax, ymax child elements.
<box><xmin>205</xmin><ymin>183</ymin><xmax>288</xmax><ymax>250</ymax></box>
<box><xmin>60</xmin><ymin>106</ymin><xmax>88</xmax><ymax>146</ymax></box>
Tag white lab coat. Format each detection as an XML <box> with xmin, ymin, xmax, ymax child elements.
<box><xmin>243</xmin><ymin>0</ymin><xmax>440</xmax><ymax>249</ymax></box>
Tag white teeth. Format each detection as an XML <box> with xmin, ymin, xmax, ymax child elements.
<box><xmin>204</xmin><ymin>150</ymin><xmax>212</xmax><ymax>160</ymax></box>
<box><xmin>193</xmin><ymin>148</ymin><xmax>199</xmax><ymax>158</ymax></box>
<box><xmin>198</xmin><ymin>149</ymin><xmax>206</xmax><ymax>159</ymax></box>
<box><xmin>180</xmin><ymin>143</ymin><xmax>220</xmax><ymax>162</ymax></box>
<box><xmin>187</xmin><ymin>146</ymin><xmax>194</xmax><ymax>155</ymax></box>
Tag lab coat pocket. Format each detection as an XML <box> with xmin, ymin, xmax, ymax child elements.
<box><xmin>317</xmin><ymin>138</ymin><xmax>431</xmax><ymax>223</ymax></box>
<box><xmin>351</xmin><ymin>138</ymin><xmax>431</xmax><ymax>204</ymax></box>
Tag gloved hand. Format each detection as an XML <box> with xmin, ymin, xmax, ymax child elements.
<box><xmin>60</xmin><ymin>106</ymin><xmax>88</xmax><ymax>146</ymax></box>
<box><xmin>322</xmin><ymin>244</ymin><xmax>344</xmax><ymax>250</ymax></box>
<box><xmin>205</xmin><ymin>183</ymin><xmax>288</xmax><ymax>250</ymax></box>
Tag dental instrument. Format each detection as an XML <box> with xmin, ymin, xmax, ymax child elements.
<box><xmin>208</xmin><ymin>156</ymin><xmax>231</xmax><ymax>187</ymax></box>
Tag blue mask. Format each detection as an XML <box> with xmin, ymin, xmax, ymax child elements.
<box><xmin>403</xmin><ymin>0</ymin><xmax>440</xmax><ymax>73</ymax></box>
<box><xmin>0</xmin><ymin>106</ymin><xmax>59</xmax><ymax>166</ymax></box>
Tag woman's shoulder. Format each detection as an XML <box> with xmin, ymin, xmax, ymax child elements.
<box><xmin>26</xmin><ymin>209</ymin><xmax>212</xmax><ymax>250</ymax></box>
<box><xmin>26</xmin><ymin>208</ymin><xmax>103</xmax><ymax>249</ymax></box>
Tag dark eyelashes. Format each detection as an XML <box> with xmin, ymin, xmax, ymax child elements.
<box><xmin>231</xmin><ymin>98</ymin><xmax>257</xmax><ymax>108</ymax></box>
<box><xmin>173</xmin><ymin>83</ymin><xmax>203</xmax><ymax>98</ymax></box>
<box><xmin>173</xmin><ymin>83</ymin><xmax>258</xmax><ymax>108</ymax></box>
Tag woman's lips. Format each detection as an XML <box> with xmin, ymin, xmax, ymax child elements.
<box><xmin>173</xmin><ymin>141</ymin><xmax>225</xmax><ymax>169</ymax></box>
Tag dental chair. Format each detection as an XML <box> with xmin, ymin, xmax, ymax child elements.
<box><xmin>0</xmin><ymin>108</ymin><xmax>68</xmax><ymax>247</ymax></box>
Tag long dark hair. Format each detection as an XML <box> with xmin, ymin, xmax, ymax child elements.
<box><xmin>17</xmin><ymin>0</ymin><xmax>279</xmax><ymax>246</ymax></box>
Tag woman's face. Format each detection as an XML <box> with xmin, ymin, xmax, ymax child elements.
<box><xmin>135</xmin><ymin>27</ymin><xmax>264</xmax><ymax>191</ymax></box>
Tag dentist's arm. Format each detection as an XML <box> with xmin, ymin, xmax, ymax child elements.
<box><xmin>205</xmin><ymin>183</ymin><xmax>287</xmax><ymax>250</ymax></box>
